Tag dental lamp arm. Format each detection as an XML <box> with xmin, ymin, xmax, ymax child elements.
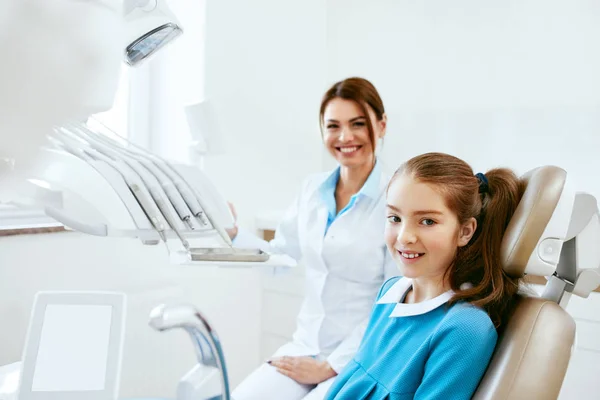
<box><xmin>541</xmin><ymin>192</ymin><xmax>600</xmax><ymax>306</ymax></box>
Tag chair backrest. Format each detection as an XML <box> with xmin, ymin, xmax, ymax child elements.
<box><xmin>473</xmin><ymin>297</ymin><xmax>575</xmax><ymax>399</ymax></box>
<box><xmin>473</xmin><ymin>166</ymin><xmax>576</xmax><ymax>400</ymax></box>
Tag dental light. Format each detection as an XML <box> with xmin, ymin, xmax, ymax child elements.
<box><xmin>123</xmin><ymin>0</ymin><xmax>183</xmax><ymax>66</ymax></box>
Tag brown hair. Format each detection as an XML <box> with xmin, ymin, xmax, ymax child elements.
<box><xmin>392</xmin><ymin>152</ymin><xmax>525</xmax><ymax>329</ymax></box>
<box><xmin>319</xmin><ymin>77</ymin><xmax>385</xmax><ymax>155</ymax></box>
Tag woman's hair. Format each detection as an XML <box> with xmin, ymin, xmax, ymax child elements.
<box><xmin>319</xmin><ymin>77</ymin><xmax>385</xmax><ymax>155</ymax></box>
<box><xmin>393</xmin><ymin>152</ymin><xmax>526</xmax><ymax>329</ymax></box>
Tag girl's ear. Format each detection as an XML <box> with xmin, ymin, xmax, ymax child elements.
<box><xmin>458</xmin><ymin>217</ymin><xmax>477</xmax><ymax>247</ymax></box>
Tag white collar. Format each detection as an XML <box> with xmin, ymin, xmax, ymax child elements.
<box><xmin>376</xmin><ymin>277</ymin><xmax>455</xmax><ymax>318</ymax></box>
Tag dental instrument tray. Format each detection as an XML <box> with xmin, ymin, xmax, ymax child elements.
<box><xmin>189</xmin><ymin>247</ymin><xmax>270</xmax><ymax>262</ymax></box>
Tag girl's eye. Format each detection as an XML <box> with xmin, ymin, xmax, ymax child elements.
<box><xmin>387</xmin><ymin>215</ymin><xmax>401</xmax><ymax>223</ymax></box>
<box><xmin>353</xmin><ymin>121</ymin><xmax>366</xmax><ymax>127</ymax></box>
<box><xmin>421</xmin><ymin>219</ymin><xmax>435</xmax><ymax>226</ymax></box>
<box><xmin>327</xmin><ymin>124</ymin><xmax>338</xmax><ymax>130</ymax></box>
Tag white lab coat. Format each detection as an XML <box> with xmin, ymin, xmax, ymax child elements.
<box><xmin>234</xmin><ymin>163</ymin><xmax>398</xmax><ymax>376</ymax></box>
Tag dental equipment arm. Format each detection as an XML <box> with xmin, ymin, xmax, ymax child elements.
<box><xmin>66</xmin><ymin>120</ymin><xmax>231</xmax><ymax>240</ymax></box>
<box><xmin>40</xmin><ymin>120</ymin><xmax>299</xmax><ymax>266</ymax></box>
<box><xmin>540</xmin><ymin>192</ymin><xmax>600</xmax><ymax>306</ymax></box>
<box><xmin>88</xmin><ymin>121</ymin><xmax>237</xmax><ymax>247</ymax></box>
<box><xmin>58</xmin><ymin>121</ymin><xmax>235</xmax><ymax>248</ymax></box>
<box><xmin>492</xmin><ymin>167</ymin><xmax>600</xmax><ymax>308</ymax></box>
<box><xmin>87</xmin><ymin>119</ymin><xmax>212</xmax><ymax>225</ymax></box>
<box><xmin>52</xmin><ymin>127</ymin><xmax>170</xmax><ymax>241</ymax></box>
<box><xmin>76</xmin><ymin>122</ymin><xmax>217</xmax><ymax>232</ymax></box>
<box><xmin>63</xmin><ymin>124</ymin><xmax>193</xmax><ymax>248</ymax></box>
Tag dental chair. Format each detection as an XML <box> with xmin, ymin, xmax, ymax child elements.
<box><xmin>473</xmin><ymin>166</ymin><xmax>600</xmax><ymax>400</ymax></box>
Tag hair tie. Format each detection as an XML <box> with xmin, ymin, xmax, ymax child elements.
<box><xmin>475</xmin><ymin>172</ymin><xmax>489</xmax><ymax>194</ymax></box>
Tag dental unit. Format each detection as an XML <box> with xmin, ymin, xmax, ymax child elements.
<box><xmin>1</xmin><ymin>1</ymin><xmax>599</xmax><ymax>400</ymax></box>
<box><xmin>0</xmin><ymin>1</ymin><xmax>289</xmax><ymax>399</ymax></box>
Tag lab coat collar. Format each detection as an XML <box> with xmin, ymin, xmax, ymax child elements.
<box><xmin>376</xmin><ymin>277</ymin><xmax>455</xmax><ymax>318</ymax></box>
<box><xmin>318</xmin><ymin>158</ymin><xmax>382</xmax><ymax>202</ymax></box>
<box><xmin>360</xmin><ymin>159</ymin><xmax>382</xmax><ymax>200</ymax></box>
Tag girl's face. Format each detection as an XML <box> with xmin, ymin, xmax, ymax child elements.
<box><xmin>384</xmin><ymin>173</ymin><xmax>476</xmax><ymax>283</ymax></box>
<box><xmin>322</xmin><ymin>98</ymin><xmax>386</xmax><ymax>169</ymax></box>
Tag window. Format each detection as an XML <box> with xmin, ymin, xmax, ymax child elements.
<box><xmin>146</xmin><ymin>0</ymin><xmax>206</xmax><ymax>163</ymax></box>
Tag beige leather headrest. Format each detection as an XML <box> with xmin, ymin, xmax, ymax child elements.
<box><xmin>501</xmin><ymin>166</ymin><xmax>567</xmax><ymax>278</ymax></box>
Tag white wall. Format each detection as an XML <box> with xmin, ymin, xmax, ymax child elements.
<box><xmin>326</xmin><ymin>0</ymin><xmax>600</xmax><ymax>200</ymax></box>
<box><xmin>325</xmin><ymin>0</ymin><xmax>600</xmax><ymax>397</ymax></box>
<box><xmin>202</xmin><ymin>0</ymin><xmax>328</xmax><ymax>231</ymax></box>
<box><xmin>0</xmin><ymin>232</ymin><xmax>261</xmax><ymax>397</ymax></box>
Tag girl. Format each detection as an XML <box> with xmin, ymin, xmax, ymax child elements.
<box><xmin>325</xmin><ymin>152</ymin><xmax>524</xmax><ymax>399</ymax></box>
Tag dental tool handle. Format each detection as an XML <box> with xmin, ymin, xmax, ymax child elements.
<box><xmin>134</xmin><ymin>157</ymin><xmax>195</xmax><ymax>223</ymax></box>
<box><xmin>88</xmin><ymin>150</ymin><xmax>170</xmax><ymax>239</ymax></box>
<box><xmin>164</xmin><ymin>185</ymin><xmax>195</xmax><ymax>225</ymax></box>
<box><xmin>131</xmin><ymin>183</ymin><xmax>167</xmax><ymax>241</ymax></box>
<box><xmin>174</xmin><ymin>181</ymin><xmax>208</xmax><ymax>223</ymax></box>
<box><xmin>150</xmin><ymin>188</ymin><xmax>190</xmax><ymax>250</ymax></box>
<box><xmin>148</xmin><ymin>156</ymin><xmax>209</xmax><ymax>220</ymax></box>
<box><xmin>78</xmin><ymin>120</ymin><xmax>209</xmax><ymax>225</ymax></box>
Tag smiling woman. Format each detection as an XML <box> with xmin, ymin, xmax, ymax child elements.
<box><xmin>319</xmin><ymin>78</ymin><xmax>388</xmax><ymax>214</ymax></box>
<box><xmin>230</xmin><ymin>77</ymin><xmax>399</xmax><ymax>400</ymax></box>
<box><xmin>320</xmin><ymin>78</ymin><xmax>387</xmax><ymax>175</ymax></box>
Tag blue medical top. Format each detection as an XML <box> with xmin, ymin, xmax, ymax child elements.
<box><xmin>318</xmin><ymin>160</ymin><xmax>381</xmax><ymax>234</ymax></box>
<box><xmin>324</xmin><ymin>276</ymin><xmax>498</xmax><ymax>400</ymax></box>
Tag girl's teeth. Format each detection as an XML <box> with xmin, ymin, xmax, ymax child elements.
<box><xmin>401</xmin><ymin>252</ymin><xmax>421</xmax><ymax>259</ymax></box>
<box><xmin>340</xmin><ymin>146</ymin><xmax>358</xmax><ymax>153</ymax></box>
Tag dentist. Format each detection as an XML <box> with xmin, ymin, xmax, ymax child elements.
<box><xmin>230</xmin><ymin>77</ymin><xmax>398</xmax><ymax>400</ymax></box>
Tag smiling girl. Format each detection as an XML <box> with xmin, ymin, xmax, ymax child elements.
<box><xmin>325</xmin><ymin>152</ymin><xmax>525</xmax><ymax>400</ymax></box>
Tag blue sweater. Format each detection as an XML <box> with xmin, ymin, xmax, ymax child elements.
<box><xmin>324</xmin><ymin>276</ymin><xmax>497</xmax><ymax>400</ymax></box>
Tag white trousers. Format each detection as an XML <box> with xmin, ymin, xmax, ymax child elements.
<box><xmin>231</xmin><ymin>363</ymin><xmax>336</xmax><ymax>400</ymax></box>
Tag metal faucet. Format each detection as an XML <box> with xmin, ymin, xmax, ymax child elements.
<box><xmin>149</xmin><ymin>304</ymin><xmax>231</xmax><ymax>400</ymax></box>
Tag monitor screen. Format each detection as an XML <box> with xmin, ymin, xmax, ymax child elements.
<box><xmin>31</xmin><ymin>305</ymin><xmax>113</xmax><ymax>392</ymax></box>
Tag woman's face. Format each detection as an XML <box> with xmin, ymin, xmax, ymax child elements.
<box><xmin>322</xmin><ymin>97</ymin><xmax>386</xmax><ymax>169</ymax></box>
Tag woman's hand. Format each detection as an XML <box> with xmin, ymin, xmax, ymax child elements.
<box><xmin>226</xmin><ymin>202</ymin><xmax>238</xmax><ymax>240</ymax></box>
<box><xmin>269</xmin><ymin>356</ymin><xmax>337</xmax><ymax>385</ymax></box>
